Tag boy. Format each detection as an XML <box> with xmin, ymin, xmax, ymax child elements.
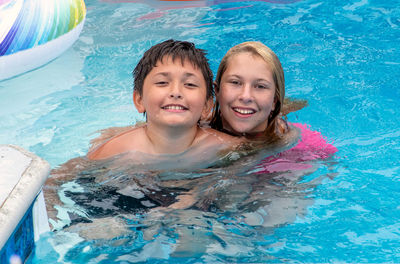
<box><xmin>88</xmin><ymin>39</ymin><xmax>241</xmax><ymax>162</ymax></box>
<box><xmin>44</xmin><ymin>40</ymin><xmax>242</xmax><ymax>230</ymax></box>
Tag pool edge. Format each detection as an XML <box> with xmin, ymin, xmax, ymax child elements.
<box><xmin>0</xmin><ymin>145</ymin><xmax>50</xmax><ymax>251</ymax></box>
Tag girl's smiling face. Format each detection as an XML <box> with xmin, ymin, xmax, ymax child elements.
<box><xmin>217</xmin><ymin>52</ymin><xmax>276</xmax><ymax>134</ymax></box>
<box><xmin>134</xmin><ymin>56</ymin><xmax>210</xmax><ymax>130</ymax></box>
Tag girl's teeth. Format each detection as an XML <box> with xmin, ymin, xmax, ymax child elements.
<box><xmin>234</xmin><ymin>108</ymin><xmax>254</xmax><ymax>114</ymax></box>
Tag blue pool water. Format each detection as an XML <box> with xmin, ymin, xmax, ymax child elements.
<box><xmin>1</xmin><ymin>0</ymin><xmax>400</xmax><ymax>262</ymax></box>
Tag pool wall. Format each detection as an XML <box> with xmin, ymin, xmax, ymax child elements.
<box><xmin>0</xmin><ymin>145</ymin><xmax>50</xmax><ymax>263</ymax></box>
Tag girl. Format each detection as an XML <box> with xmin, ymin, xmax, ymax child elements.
<box><xmin>209</xmin><ymin>41</ymin><xmax>337</xmax><ymax>172</ymax></box>
<box><xmin>210</xmin><ymin>41</ymin><xmax>294</xmax><ymax>140</ymax></box>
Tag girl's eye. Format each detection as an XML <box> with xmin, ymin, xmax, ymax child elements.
<box><xmin>256</xmin><ymin>83</ymin><xmax>269</xmax><ymax>89</ymax></box>
<box><xmin>229</xmin><ymin>80</ymin><xmax>241</xmax><ymax>86</ymax></box>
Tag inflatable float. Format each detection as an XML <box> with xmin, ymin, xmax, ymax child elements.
<box><xmin>0</xmin><ymin>0</ymin><xmax>86</xmax><ymax>81</ymax></box>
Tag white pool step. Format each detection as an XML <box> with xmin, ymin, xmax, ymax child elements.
<box><xmin>0</xmin><ymin>145</ymin><xmax>50</xmax><ymax>256</ymax></box>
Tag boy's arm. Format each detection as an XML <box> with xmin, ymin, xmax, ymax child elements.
<box><xmin>87</xmin><ymin>137</ymin><xmax>126</xmax><ymax>160</ymax></box>
<box><xmin>88</xmin><ymin>125</ymin><xmax>135</xmax><ymax>152</ymax></box>
<box><xmin>43</xmin><ymin>156</ymin><xmax>89</xmax><ymax>227</ymax></box>
<box><xmin>87</xmin><ymin>143</ymin><xmax>111</xmax><ymax>160</ymax></box>
<box><xmin>87</xmin><ymin>127</ymin><xmax>140</xmax><ymax>160</ymax></box>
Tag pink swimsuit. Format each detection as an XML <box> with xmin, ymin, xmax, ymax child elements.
<box><xmin>256</xmin><ymin>123</ymin><xmax>338</xmax><ymax>173</ymax></box>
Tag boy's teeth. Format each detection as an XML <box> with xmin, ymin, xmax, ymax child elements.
<box><xmin>234</xmin><ymin>108</ymin><xmax>254</xmax><ymax>114</ymax></box>
<box><xmin>164</xmin><ymin>105</ymin><xmax>184</xmax><ymax>110</ymax></box>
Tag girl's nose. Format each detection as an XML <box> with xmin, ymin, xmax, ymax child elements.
<box><xmin>238</xmin><ymin>83</ymin><xmax>253</xmax><ymax>103</ymax></box>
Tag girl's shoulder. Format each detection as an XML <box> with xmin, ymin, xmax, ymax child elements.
<box><xmin>288</xmin><ymin>123</ymin><xmax>337</xmax><ymax>159</ymax></box>
<box><xmin>256</xmin><ymin>123</ymin><xmax>337</xmax><ymax>174</ymax></box>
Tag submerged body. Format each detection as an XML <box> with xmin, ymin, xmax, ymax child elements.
<box><xmin>43</xmin><ymin>121</ymin><xmax>336</xmax><ymax>261</ymax></box>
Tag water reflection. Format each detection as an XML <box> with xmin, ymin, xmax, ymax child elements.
<box><xmin>99</xmin><ymin>0</ymin><xmax>303</xmax><ymax>22</ymax></box>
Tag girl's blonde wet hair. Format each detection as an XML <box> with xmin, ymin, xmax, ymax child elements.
<box><xmin>210</xmin><ymin>41</ymin><xmax>286</xmax><ymax>139</ymax></box>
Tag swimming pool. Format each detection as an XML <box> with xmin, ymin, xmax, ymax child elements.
<box><xmin>1</xmin><ymin>0</ymin><xmax>400</xmax><ymax>262</ymax></box>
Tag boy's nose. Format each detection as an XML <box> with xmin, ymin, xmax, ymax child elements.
<box><xmin>169</xmin><ymin>93</ymin><xmax>182</xmax><ymax>99</ymax></box>
<box><xmin>169</xmin><ymin>82</ymin><xmax>183</xmax><ymax>99</ymax></box>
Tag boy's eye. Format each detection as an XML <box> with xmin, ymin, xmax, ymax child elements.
<box><xmin>185</xmin><ymin>82</ymin><xmax>198</xmax><ymax>88</ymax></box>
<box><xmin>155</xmin><ymin>81</ymin><xmax>168</xmax><ymax>86</ymax></box>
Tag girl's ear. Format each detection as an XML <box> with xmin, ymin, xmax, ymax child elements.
<box><xmin>272</xmin><ymin>98</ymin><xmax>276</xmax><ymax>112</ymax></box>
<box><xmin>201</xmin><ymin>97</ymin><xmax>214</xmax><ymax>120</ymax></box>
<box><xmin>133</xmin><ymin>91</ymin><xmax>145</xmax><ymax>113</ymax></box>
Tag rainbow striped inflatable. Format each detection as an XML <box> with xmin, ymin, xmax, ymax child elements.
<box><xmin>0</xmin><ymin>0</ymin><xmax>86</xmax><ymax>81</ymax></box>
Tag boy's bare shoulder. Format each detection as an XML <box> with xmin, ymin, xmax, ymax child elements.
<box><xmin>88</xmin><ymin>125</ymin><xmax>147</xmax><ymax>160</ymax></box>
<box><xmin>197</xmin><ymin>127</ymin><xmax>244</xmax><ymax>146</ymax></box>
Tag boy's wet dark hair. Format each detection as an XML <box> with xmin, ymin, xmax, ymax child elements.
<box><xmin>133</xmin><ymin>39</ymin><xmax>213</xmax><ymax>99</ymax></box>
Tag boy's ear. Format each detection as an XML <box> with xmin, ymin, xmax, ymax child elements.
<box><xmin>133</xmin><ymin>90</ymin><xmax>145</xmax><ymax>113</ymax></box>
<box><xmin>213</xmin><ymin>81</ymin><xmax>219</xmax><ymax>94</ymax></box>
<box><xmin>201</xmin><ymin>97</ymin><xmax>214</xmax><ymax>120</ymax></box>
<box><xmin>214</xmin><ymin>82</ymin><xmax>221</xmax><ymax>102</ymax></box>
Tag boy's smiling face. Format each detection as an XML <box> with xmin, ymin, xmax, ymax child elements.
<box><xmin>134</xmin><ymin>56</ymin><xmax>211</xmax><ymax>130</ymax></box>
